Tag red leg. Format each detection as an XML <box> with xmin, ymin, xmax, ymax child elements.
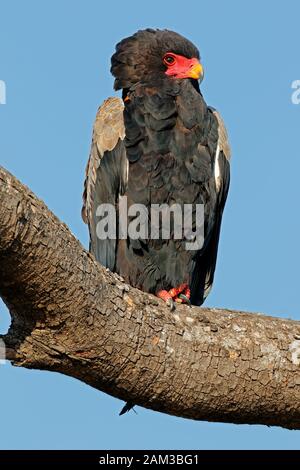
<box><xmin>156</xmin><ymin>290</ymin><xmax>173</xmax><ymax>303</ymax></box>
<box><xmin>156</xmin><ymin>283</ymin><xmax>191</xmax><ymax>307</ymax></box>
<box><xmin>176</xmin><ymin>285</ymin><xmax>191</xmax><ymax>304</ymax></box>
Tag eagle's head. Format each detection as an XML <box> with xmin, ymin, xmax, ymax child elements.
<box><xmin>111</xmin><ymin>29</ymin><xmax>203</xmax><ymax>90</ymax></box>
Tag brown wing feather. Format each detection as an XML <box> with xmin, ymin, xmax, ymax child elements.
<box><xmin>82</xmin><ymin>97</ymin><xmax>125</xmax><ymax>224</ymax></box>
<box><xmin>82</xmin><ymin>97</ymin><xmax>127</xmax><ymax>270</ymax></box>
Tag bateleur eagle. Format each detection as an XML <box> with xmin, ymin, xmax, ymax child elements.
<box><xmin>82</xmin><ymin>29</ymin><xmax>231</xmax><ymax>307</ymax></box>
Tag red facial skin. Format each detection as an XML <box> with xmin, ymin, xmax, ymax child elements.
<box><xmin>163</xmin><ymin>52</ymin><xmax>201</xmax><ymax>79</ymax></box>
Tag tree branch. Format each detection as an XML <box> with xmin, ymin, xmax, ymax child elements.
<box><xmin>1</xmin><ymin>165</ymin><xmax>300</xmax><ymax>429</ymax></box>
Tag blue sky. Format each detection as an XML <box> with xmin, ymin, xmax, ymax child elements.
<box><xmin>1</xmin><ymin>0</ymin><xmax>300</xmax><ymax>449</ymax></box>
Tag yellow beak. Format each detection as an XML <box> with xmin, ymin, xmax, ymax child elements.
<box><xmin>188</xmin><ymin>62</ymin><xmax>204</xmax><ymax>81</ymax></box>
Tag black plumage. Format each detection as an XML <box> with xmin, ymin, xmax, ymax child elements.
<box><xmin>82</xmin><ymin>29</ymin><xmax>230</xmax><ymax>306</ymax></box>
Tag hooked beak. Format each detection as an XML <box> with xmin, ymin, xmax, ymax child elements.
<box><xmin>187</xmin><ymin>60</ymin><xmax>204</xmax><ymax>81</ymax></box>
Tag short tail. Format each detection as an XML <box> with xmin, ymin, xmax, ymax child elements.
<box><xmin>119</xmin><ymin>402</ymin><xmax>137</xmax><ymax>416</ymax></box>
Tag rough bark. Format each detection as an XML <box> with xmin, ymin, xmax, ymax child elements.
<box><xmin>0</xmin><ymin>165</ymin><xmax>300</xmax><ymax>430</ymax></box>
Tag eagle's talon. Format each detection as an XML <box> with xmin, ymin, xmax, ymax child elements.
<box><xmin>177</xmin><ymin>293</ymin><xmax>191</xmax><ymax>305</ymax></box>
<box><xmin>157</xmin><ymin>284</ymin><xmax>190</xmax><ymax>310</ymax></box>
<box><xmin>166</xmin><ymin>298</ymin><xmax>176</xmax><ymax>311</ymax></box>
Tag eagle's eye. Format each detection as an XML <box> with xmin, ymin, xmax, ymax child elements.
<box><xmin>163</xmin><ymin>54</ymin><xmax>176</xmax><ymax>66</ymax></box>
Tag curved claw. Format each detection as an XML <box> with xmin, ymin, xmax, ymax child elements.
<box><xmin>166</xmin><ymin>298</ymin><xmax>176</xmax><ymax>311</ymax></box>
<box><xmin>177</xmin><ymin>293</ymin><xmax>191</xmax><ymax>305</ymax></box>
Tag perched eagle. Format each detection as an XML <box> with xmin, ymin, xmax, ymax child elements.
<box><xmin>82</xmin><ymin>29</ymin><xmax>230</xmax><ymax>308</ymax></box>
